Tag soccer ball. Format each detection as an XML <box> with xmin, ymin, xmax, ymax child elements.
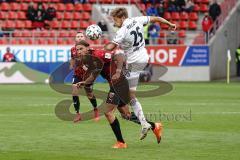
<box><xmin>85</xmin><ymin>24</ymin><xmax>102</xmax><ymax>40</ymax></box>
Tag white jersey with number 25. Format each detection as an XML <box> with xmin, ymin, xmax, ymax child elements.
<box><xmin>112</xmin><ymin>16</ymin><xmax>150</xmax><ymax>64</ymax></box>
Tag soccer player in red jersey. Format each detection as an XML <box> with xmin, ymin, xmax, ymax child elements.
<box><xmin>70</xmin><ymin>32</ymin><xmax>99</xmax><ymax>123</ymax></box>
<box><xmin>2</xmin><ymin>47</ymin><xmax>16</xmax><ymax>62</ymax></box>
<box><xmin>74</xmin><ymin>40</ymin><xmax>163</xmax><ymax>148</ymax></box>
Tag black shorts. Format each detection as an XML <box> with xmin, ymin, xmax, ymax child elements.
<box><xmin>106</xmin><ymin>86</ymin><xmax>128</xmax><ymax>107</ymax></box>
<box><xmin>72</xmin><ymin>75</ymin><xmax>93</xmax><ymax>93</ymax></box>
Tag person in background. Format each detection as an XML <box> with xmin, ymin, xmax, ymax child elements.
<box><xmin>176</xmin><ymin>0</ymin><xmax>186</xmax><ymax>11</ymax></box>
<box><xmin>168</xmin><ymin>0</ymin><xmax>178</xmax><ymax>12</ymax></box>
<box><xmin>202</xmin><ymin>13</ymin><xmax>213</xmax><ymax>43</ymax></box>
<box><xmin>26</xmin><ymin>2</ymin><xmax>36</xmax><ymax>21</ymax></box>
<box><xmin>209</xmin><ymin>0</ymin><xmax>221</xmax><ymax>22</ymax></box>
<box><xmin>144</xmin><ymin>23</ymin><xmax>150</xmax><ymax>45</ymax></box>
<box><xmin>156</xmin><ymin>2</ymin><xmax>165</xmax><ymax>17</ymax></box>
<box><xmin>184</xmin><ymin>0</ymin><xmax>194</xmax><ymax>13</ymax></box>
<box><xmin>45</xmin><ymin>4</ymin><xmax>56</xmax><ymax>21</ymax></box>
<box><xmin>236</xmin><ymin>45</ymin><xmax>240</xmax><ymax>77</ymax></box>
<box><xmin>2</xmin><ymin>47</ymin><xmax>16</xmax><ymax>62</ymax></box>
<box><xmin>146</xmin><ymin>4</ymin><xmax>158</xmax><ymax>16</ymax></box>
<box><xmin>167</xmin><ymin>31</ymin><xmax>178</xmax><ymax>44</ymax></box>
<box><xmin>149</xmin><ymin>22</ymin><xmax>161</xmax><ymax>45</ymax></box>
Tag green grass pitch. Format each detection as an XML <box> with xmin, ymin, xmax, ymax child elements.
<box><xmin>0</xmin><ymin>82</ymin><xmax>240</xmax><ymax>160</ymax></box>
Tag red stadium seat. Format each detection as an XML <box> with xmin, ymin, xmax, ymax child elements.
<box><xmin>73</xmin><ymin>12</ymin><xmax>81</xmax><ymax>20</ymax></box>
<box><xmin>201</xmin><ymin>0</ymin><xmax>209</xmax><ymax>4</ymax></box>
<box><xmin>57</xmin><ymin>3</ymin><xmax>65</xmax><ymax>11</ymax></box>
<box><xmin>163</xmin><ymin>12</ymin><xmax>171</xmax><ymax>20</ymax></box>
<box><xmin>138</xmin><ymin>4</ymin><xmax>146</xmax><ymax>11</ymax></box>
<box><xmin>10</xmin><ymin>3</ymin><xmax>20</xmax><ymax>11</ymax></box>
<box><xmin>5</xmin><ymin>20</ymin><xmax>15</xmax><ymax>29</ymax></box>
<box><xmin>178</xmin><ymin>39</ymin><xmax>185</xmax><ymax>45</ymax></box>
<box><xmin>158</xmin><ymin>39</ymin><xmax>166</xmax><ymax>45</ymax></box>
<box><xmin>20</xmin><ymin>3</ymin><xmax>28</xmax><ymax>11</ymax></box>
<box><xmin>180</xmin><ymin>12</ymin><xmax>189</xmax><ymax>21</ymax></box>
<box><xmin>189</xmin><ymin>12</ymin><xmax>198</xmax><ymax>21</ymax></box>
<box><xmin>26</xmin><ymin>39</ymin><xmax>34</xmax><ymax>45</ymax></box>
<box><xmin>56</xmin><ymin>12</ymin><xmax>63</xmax><ymax>19</ymax></box>
<box><xmin>0</xmin><ymin>12</ymin><xmax>7</xmax><ymax>19</ymax></box>
<box><xmin>22</xmin><ymin>30</ymin><xmax>32</xmax><ymax>37</ymax></box>
<box><xmin>25</xmin><ymin>20</ymin><xmax>32</xmax><ymax>29</ymax></box>
<box><xmin>57</xmin><ymin>39</ymin><xmax>66</xmax><ymax>45</ymax></box>
<box><xmin>0</xmin><ymin>38</ymin><xmax>8</xmax><ymax>44</ymax></box>
<box><xmin>200</xmin><ymin>4</ymin><xmax>208</xmax><ymax>12</ymax></box>
<box><xmin>101</xmin><ymin>0</ymin><xmax>112</xmax><ymax>3</ymax></box>
<box><xmin>179</xmin><ymin>21</ymin><xmax>188</xmax><ymax>30</ymax></box>
<box><xmin>17</xmin><ymin>11</ymin><xmax>27</xmax><ymax>20</ymax></box>
<box><xmin>66</xmin><ymin>38</ymin><xmax>75</xmax><ymax>45</ymax></box>
<box><xmin>51</xmin><ymin>20</ymin><xmax>60</xmax><ymax>29</ymax></box>
<box><xmin>75</xmin><ymin>4</ymin><xmax>83</xmax><ymax>11</ymax></box>
<box><xmin>59</xmin><ymin>31</ymin><xmax>68</xmax><ymax>37</ymax></box>
<box><xmin>159</xmin><ymin>31</ymin><xmax>166</xmax><ymax>38</ymax></box>
<box><xmin>66</xmin><ymin>3</ymin><xmax>74</xmax><ymax>11</ymax></box>
<box><xmin>161</xmin><ymin>23</ymin><xmax>169</xmax><ymax>30</ymax></box>
<box><xmin>178</xmin><ymin>30</ymin><xmax>186</xmax><ymax>38</ymax></box>
<box><xmin>188</xmin><ymin>21</ymin><xmax>197</xmax><ymax>30</ymax></box>
<box><xmin>69</xmin><ymin>30</ymin><xmax>76</xmax><ymax>37</ymax></box>
<box><xmin>40</xmin><ymin>31</ymin><xmax>50</xmax><ymax>37</ymax></box>
<box><xmin>194</xmin><ymin>0</ymin><xmax>201</xmax><ymax>4</ymax></box>
<box><xmin>18</xmin><ymin>39</ymin><xmax>26</xmax><ymax>45</ymax></box>
<box><xmin>48</xmin><ymin>39</ymin><xmax>55</xmax><ymax>45</ymax></box>
<box><xmin>16</xmin><ymin>20</ymin><xmax>25</xmax><ymax>29</ymax></box>
<box><xmin>82</xmin><ymin>12</ymin><xmax>91</xmax><ymax>20</ymax></box>
<box><xmin>83</xmin><ymin>4</ymin><xmax>92</xmax><ymax>12</ymax></box>
<box><xmin>64</xmin><ymin>12</ymin><xmax>72</xmax><ymax>20</ymax></box>
<box><xmin>71</xmin><ymin>21</ymin><xmax>79</xmax><ymax>29</ymax></box>
<box><xmin>193</xmin><ymin>4</ymin><xmax>200</xmax><ymax>12</ymax></box>
<box><xmin>37</xmin><ymin>38</ymin><xmax>47</xmax><ymax>45</ymax></box>
<box><xmin>1</xmin><ymin>3</ymin><xmax>10</xmax><ymax>11</ymax></box>
<box><xmin>13</xmin><ymin>30</ymin><xmax>22</xmax><ymax>37</ymax></box>
<box><xmin>89</xmin><ymin>0</ymin><xmax>97</xmax><ymax>3</ymax></box>
<box><xmin>79</xmin><ymin>21</ymin><xmax>89</xmax><ymax>29</ymax></box>
<box><xmin>61</xmin><ymin>21</ymin><xmax>70</xmax><ymax>29</ymax></box>
<box><xmin>172</xmin><ymin>12</ymin><xmax>180</xmax><ymax>20</ymax></box>
<box><xmin>8</xmin><ymin>11</ymin><xmax>17</xmax><ymax>19</ymax></box>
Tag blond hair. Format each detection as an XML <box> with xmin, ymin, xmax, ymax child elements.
<box><xmin>110</xmin><ymin>7</ymin><xmax>128</xmax><ymax>18</ymax></box>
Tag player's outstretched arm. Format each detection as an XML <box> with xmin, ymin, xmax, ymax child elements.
<box><xmin>150</xmin><ymin>16</ymin><xmax>177</xmax><ymax>30</ymax></box>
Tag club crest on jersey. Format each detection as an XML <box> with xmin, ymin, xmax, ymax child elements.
<box><xmin>82</xmin><ymin>65</ymin><xmax>88</xmax><ymax>71</ymax></box>
<box><xmin>108</xmin><ymin>92</ymin><xmax>115</xmax><ymax>101</ymax></box>
<box><xmin>104</xmin><ymin>53</ymin><xmax>111</xmax><ymax>59</ymax></box>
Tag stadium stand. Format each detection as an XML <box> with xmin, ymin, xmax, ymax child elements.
<box><xmin>0</xmin><ymin>0</ymin><xmax>236</xmax><ymax>45</ymax></box>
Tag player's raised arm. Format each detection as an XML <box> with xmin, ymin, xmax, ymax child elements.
<box><xmin>149</xmin><ymin>16</ymin><xmax>177</xmax><ymax>30</ymax></box>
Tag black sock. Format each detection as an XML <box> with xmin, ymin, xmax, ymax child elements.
<box><xmin>72</xmin><ymin>96</ymin><xmax>80</xmax><ymax>113</ymax></box>
<box><xmin>129</xmin><ymin>112</ymin><xmax>141</xmax><ymax>124</ymax></box>
<box><xmin>88</xmin><ymin>96</ymin><xmax>97</xmax><ymax>108</ymax></box>
<box><xmin>129</xmin><ymin>112</ymin><xmax>155</xmax><ymax>130</ymax></box>
<box><xmin>110</xmin><ymin>118</ymin><xmax>125</xmax><ymax>143</ymax></box>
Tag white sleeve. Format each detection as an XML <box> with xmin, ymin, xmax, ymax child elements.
<box><xmin>133</xmin><ymin>16</ymin><xmax>150</xmax><ymax>25</ymax></box>
<box><xmin>112</xmin><ymin>28</ymin><xmax>125</xmax><ymax>45</ymax></box>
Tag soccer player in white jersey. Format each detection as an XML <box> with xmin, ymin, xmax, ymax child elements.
<box><xmin>104</xmin><ymin>7</ymin><xmax>177</xmax><ymax>140</ymax></box>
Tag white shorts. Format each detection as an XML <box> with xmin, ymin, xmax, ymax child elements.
<box><xmin>125</xmin><ymin>62</ymin><xmax>147</xmax><ymax>90</ymax></box>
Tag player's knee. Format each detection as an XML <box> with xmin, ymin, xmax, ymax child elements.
<box><xmin>104</xmin><ymin>112</ymin><xmax>113</xmax><ymax>119</ymax></box>
<box><xmin>86</xmin><ymin>92</ymin><xmax>94</xmax><ymax>99</ymax></box>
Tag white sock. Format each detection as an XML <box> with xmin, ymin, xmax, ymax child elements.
<box><xmin>130</xmin><ymin>98</ymin><xmax>148</xmax><ymax>126</ymax></box>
